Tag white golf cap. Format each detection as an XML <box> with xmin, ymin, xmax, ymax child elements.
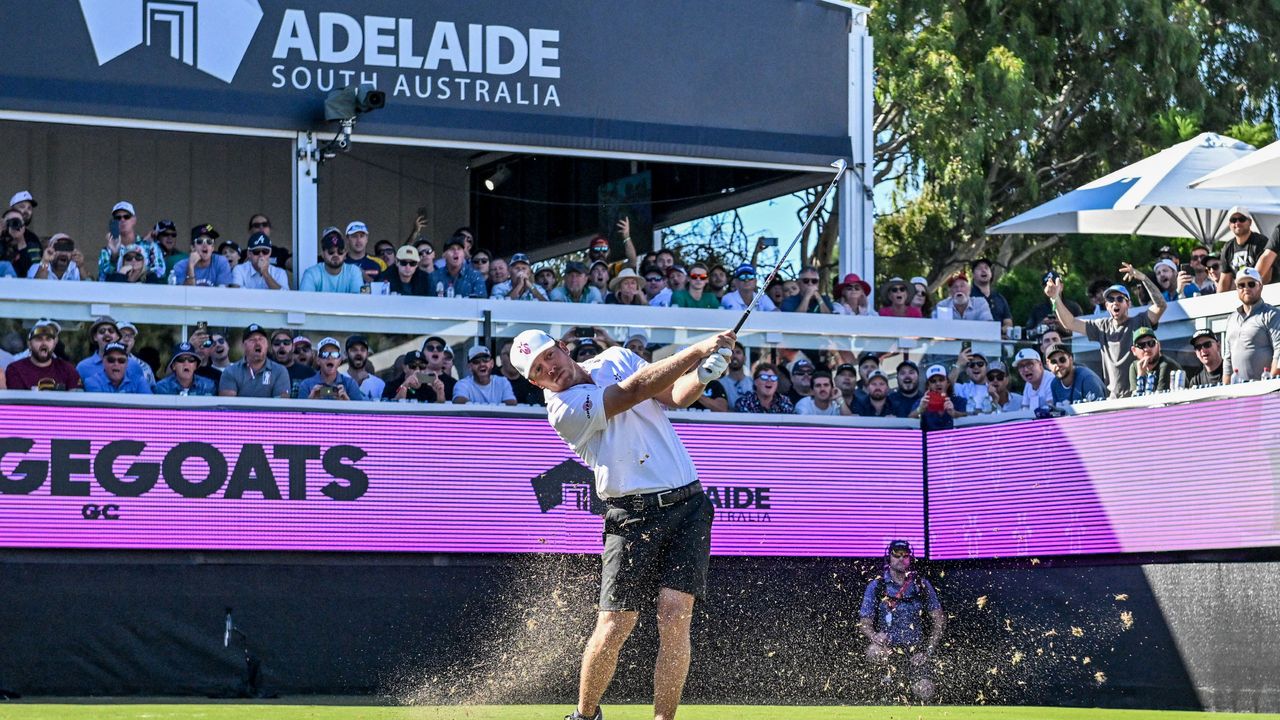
<box><xmin>346</xmin><ymin>221</ymin><xmax>368</xmax><ymax>235</ymax></box>
<box><xmin>1227</xmin><ymin>206</ymin><xmax>1255</xmax><ymax>224</ymax></box>
<box><xmin>112</xmin><ymin>200</ymin><xmax>136</xmax><ymax>216</ymax></box>
<box><xmin>9</xmin><ymin>190</ymin><xmax>35</xmax><ymax>208</ymax></box>
<box><xmin>317</xmin><ymin>336</ymin><xmax>342</xmax><ymax>350</ymax></box>
<box><xmin>925</xmin><ymin>364</ymin><xmax>948</xmax><ymax>379</ymax></box>
<box><xmin>1237</xmin><ymin>267</ymin><xmax>1263</xmax><ymax>284</ymax></box>
<box><xmin>467</xmin><ymin>345</ymin><xmax>492</xmax><ymax>361</ymax></box>
<box><xmin>1013</xmin><ymin>348</ymin><xmax>1042</xmax><ymax>366</ymax></box>
<box><xmin>510</xmin><ymin>329</ymin><xmax>557</xmax><ymax>379</ymax></box>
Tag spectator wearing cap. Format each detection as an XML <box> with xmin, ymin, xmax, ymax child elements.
<box><xmin>1044</xmin><ymin>344</ymin><xmax>1105</xmax><ymax>405</ymax></box>
<box><xmin>247</xmin><ymin>213</ymin><xmax>291</xmax><ymax>272</ymax></box>
<box><xmin>910</xmin><ymin>276</ymin><xmax>933</xmax><ymax>316</ymax></box>
<box><xmin>376</xmin><ymin>245</ymin><xmax>432</xmax><ymax>296</ymax></box>
<box><xmin>173</xmin><ymin>224</ymin><xmax>234</xmax><ymax>287</ymax></box>
<box><xmin>76</xmin><ymin>316</ymin><xmax>148</xmax><ymax>386</ymax></box>
<box><xmin>1222</xmin><ymin>267</ymin><xmax>1280</xmax><ymax>381</ymax></box>
<box><xmin>421</xmin><ymin>336</ymin><xmax>459</xmax><ymax>399</ymax></box>
<box><xmin>832</xmin><ymin>273</ymin><xmax>873</xmax><ymax>316</ymax></box>
<box><xmin>344</xmin><ymin>335</ymin><xmax>384</xmax><ymax>401</ymax></box>
<box><xmin>1144</xmin><ymin>258</ymin><xmax>1181</xmax><ymax>302</ymax></box>
<box><xmin>490</xmin><ymin>253</ymin><xmax>547</xmax><ymax>301</ymax></box>
<box><xmin>833</xmin><ymin>363</ymin><xmax>859</xmax><ymax>407</ymax></box>
<box><xmin>720</xmin><ymin>264</ymin><xmax>778</xmax><ymax>312</ymax></box>
<box><xmin>1046</xmin><ymin>262</ymin><xmax>1166</xmax><ymax>398</ymax></box>
<box><xmin>374</xmin><ymin>240</ymin><xmax>397</xmax><ymax>272</ymax></box>
<box><xmin>154</xmin><ymin>342</ymin><xmax>216</xmax><ymax>396</ymax></box>
<box><xmin>452</xmin><ymin>346</ymin><xmax>517</xmax><ymax>405</ymax></box>
<box><xmin>887</xmin><ymin>360</ymin><xmax>923</xmax><ymax>417</ymax></box>
<box><xmin>219</xmin><ymin>324</ymin><xmax>291</xmax><ymax>398</ymax></box>
<box><xmin>103</xmin><ymin>242</ymin><xmax>163</xmax><ymax>284</ymax></box>
<box><xmin>219</xmin><ymin>240</ymin><xmax>243</xmax><ymax>273</ymax></box>
<box><xmin>666</xmin><ymin>263</ymin><xmax>690</xmax><ymax>294</ymax></box>
<box><xmin>932</xmin><ymin>273</ymin><xmax>993</xmax><ymax>321</ymax></box>
<box><xmin>878</xmin><ymin>277</ymin><xmax>923</xmax><ymax>318</ymax></box>
<box><xmin>231</xmin><ymin>232</ymin><xmax>288</xmax><ymax>290</ymax></box>
<box><xmin>1129</xmin><ymin>327</ymin><xmax>1184</xmax><ymax>395</ymax></box>
<box><xmin>604</xmin><ymin>268</ymin><xmax>646</xmax><ymax>305</ymax></box>
<box><xmin>297</xmin><ymin>337</ymin><xmax>366</xmax><ymax>400</ymax></box>
<box><xmin>498</xmin><ymin>339</ymin><xmax>546</xmax><ymax>405</ymax></box>
<box><xmin>83</xmin><ymin>343</ymin><xmax>153</xmax><ymax>395</ymax></box>
<box><xmin>852</xmin><ymin>369</ymin><xmax>893</xmax><ymax>417</ymax></box>
<box><xmin>7</xmin><ymin>191</ymin><xmax>42</xmax><ymax>276</ymax></box>
<box><xmin>1217</xmin><ymin>205</ymin><xmax>1279</xmax><ymax>292</ymax></box>
<box><xmin>646</xmin><ymin>264</ymin><xmax>675</xmax><ymax>307</ymax></box>
<box><xmin>292</xmin><ymin>335</ymin><xmax>316</xmax><ymax>369</ymax></box>
<box><xmin>488</xmin><ymin>255</ymin><xmax>510</xmax><ymax>295</ymax></box>
<box><xmin>344</xmin><ymin>221</ymin><xmax>385</xmax><ymax>283</ymax></box>
<box><xmin>1013</xmin><ymin>348</ymin><xmax>1053</xmax><ymax>410</ymax></box>
<box><xmin>152</xmin><ymin>220</ymin><xmax>184</xmax><ymax>279</ymax></box>
<box><xmin>29</xmin><ymin>233</ymin><xmax>84</xmax><ymax>281</ymax></box>
<box><xmin>470</xmin><ymin>249</ymin><xmax>494</xmax><ymax>293</ymax></box>
<box><xmin>855</xmin><ymin>352</ymin><xmax>880</xmax><ymax>394</ymax></box>
<box><xmin>781</xmin><ymin>266</ymin><xmax>834</xmax><ymax>313</ymax></box>
<box><xmin>428</xmin><ymin>234</ymin><xmax>487</xmax><ymax>298</ymax></box>
<box><xmin>970</xmin><ymin>259</ymin><xmax>1013</xmax><ymax>336</ymax></box>
<box><xmin>735</xmin><ymin>362</ymin><xmax>795</xmax><ymax>414</ymax></box>
<box><xmin>1179</xmin><ymin>246</ymin><xmax>1216</xmax><ymax>297</ymax></box>
<box><xmin>530</xmin><ymin>266</ymin><xmax>555</xmax><ymax>297</ymax></box>
<box><xmin>586</xmin><ymin>260</ymin><xmax>611</xmax><ymax>296</ymax></box>
<box><xmin>668</xmin><ymin>263</ymin><xmax>718</xmax><ymax>309</ymax></box>
<box><xmin>795</xmin><ymin>369</ymin><xmax>849</xmax><ymax>416</ymax></box>
<box><xmin>785</xmin><ymin>357</ymin><xmax>816</xmax><ymax>405</ymax></box>
<box><xmin>1188</xmin><ymin>328</ymin><xmax>1224</xmax><ymax>386</ymax></box>
<box><xmin>983</xmin><ymin>361</ymin><xmax>1021</xmax><ymax>412</ymax></box>
<box><xmin>5</xmin><ymin>320</ymin><xmax>82</xmax><ymax>391</ymax></box>
<box><xmin>431</xmin><ymin>227</ymin><xmax>474</xmax><ymax>270</ymax></box>
<box><xmin>116</xmin><ymin>321</ymin><xmax>157</xmax><ymax>387</ymax></box>
<box><xmin>639</xmin><ymin>265</ymin><xmax>667</xmax><ymax>303</ymax></box>
<box><xmin>387</xmin><ymin>350</ymin><xmax>448</xmax><ymax>402</ymax></box>
<box><xmin>951</xmin><ymin>348</ymin><xmax>992</xmax><ymax>414</ymax></box>
<box><xmin>589</xmin><ymin>217</ymin><xmax>639</xmax><ymax>275</ymax></box>
<box><xmin>268</xmin><ymin>329</ymin><xmax>315</xmax><ymax>398</ymax></box>
<box><xmin>301</xmin><ymin>228</ymin><xmax>364</xmax><ymax>293</ymax></box>
<box><xmin>550</xmin><ymin>261</ymin><xmax>604</xmax><ymax>303</ymax></box>
<box><xmin>908</xmin><ymin>364</ymin><xmax>966</xmax><ymax>430</ymax></box>
<box><xmin>98</xmin><ymin>201</ymin><xmax>164</xmax><ymax>280</ymax></box>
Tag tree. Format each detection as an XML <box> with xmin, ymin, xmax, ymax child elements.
<box><xmin>871</xmin><ymin>0</ymin><xmax>1280</xmax><ymax>298</ymax></box>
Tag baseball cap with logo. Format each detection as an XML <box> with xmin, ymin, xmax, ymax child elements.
<box><xmin>89</xmin><ymin>316</ymin><xmax>119</xmax><ymax>337</ymax></box>
<box><xmin>510</xmin><ymin>329</ymin><xmax>558</xmax><ymax>379</ymax></box>
<box><xmin>168</xmin><ymin>342</ymin><xmax>200</xmax><ymax>368</ymax></box>
<box><xmin>317</xmin><ymin>336</ymin><xmax>341</xmax><ymax>351</ymax></box>
<box><xmin>1013</xmin><ymin>348</ymin><xmax>1042</xmax><ymax>366</ymax></box>
<box><xmin>1237</xmin><ymin>267</ymin><xmax>1264</xmax><ymax>285</ymax></box>
<box><xmin>246</xmin><ymin>232</ymin><xmax>272</xmax><ymax>251</ymax></box>
<box><xmin>9</xmin><ymin>190</ymin><xmax>36</xmax><ymax>209</ymax></box>
<box><xmin>111</xmin><ymin>201</ymin><xmax>136</xmax><ymax>217</ymax></box>
<box><xmin>835</xmin><ymin>363</ymin><xmax>857</xmax><ymax>376</ymax></box>
<box><xmin>191</xmin><ymin>223</ymin><xmax>219</xmax><ymax>241</ymax></box>
<box><xmin>321</xmin><ymin>227</ymin><xmax>345</xmax><ymax>250</ymax></box>
<box><xmin>925</xmin><ymin>364</ymin><xmax>948</xmax><ymax>379</ymax></box>
<box><xmin>243</xmin><ymin>323</ymin><xmax>270</xmax><ymax>341</ymax></box>
<box><xmin>292</xmin><ymin>336</ymin><xmax>312</xmax><ymax>347</ymax></box>
<box><xmin>509</xmin><ymin>252</ymin><xmax>531</xmax><ymax>267</ymax></box>
<box><xmin>1132</xmin><ymin>326</ymin><xmax>1158</xmax><ymax>344</ymax></box>
<box><xmin>733</xmin><ymin>263</ymin><xmax>756</xmax><ymax>279</ymax></box>
<box><xmin>102</xmin><ymin>341</ymin><xmax>128</xmax><ymax>357</ymax></box>
<box><xmin>396</xmin><ymin>245</ymin><xmax>420</xmax><ymax>262</ymax></box>
<box><xmin>467</xmin><ymin>345</ymin><xmax>492</xmax><ymax>361</ymax></box>
<box><xmin>403</xmin><ymin>350</ymin><xmax>426</xmax><ymax>365</ymax></box>
<box><xmin>1190</xmin><ymin>328</ymin><xmax>1217</xmax><ymax>344</ymax></box>
<box><xmin>346</xmin><ymin>221</ymin><xmax>369</xmax><ymax>236</ymax></box>
<box><xmin>153</xmin><ymin>219</ymin><xmax>177</xmax><ymax>235</ymax></box>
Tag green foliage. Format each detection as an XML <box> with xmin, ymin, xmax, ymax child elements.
<box><xmin>870</xmin><ymin>0</ymin><xmax>1280</xmax><ymax>292</ymax></box>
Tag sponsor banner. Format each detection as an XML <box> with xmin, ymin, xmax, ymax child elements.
<box><xmin>0</xmin><ymin>404</ymin><xmax>924</xmax><ymax>557</ymax></box>
<box><xmin>1</xmin><ymin>1</ymin><xmax>854</xmax><ymax>166</ymax></box>
<box><xmin>927</xmin><ymin>393</ymin><xmax>1280</xmax><ymax>559</ymax></box>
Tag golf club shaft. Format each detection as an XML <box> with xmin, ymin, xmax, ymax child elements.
<box><xmin>731</xmin><ymin>159</ymin><xmax>848</xmax><ymax>335</ymax></box>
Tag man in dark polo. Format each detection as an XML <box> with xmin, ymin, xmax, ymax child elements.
<box><xmin>219</xmin><ymin>324</ymin><xmax>290</xmax><ymax>398</ymax></box>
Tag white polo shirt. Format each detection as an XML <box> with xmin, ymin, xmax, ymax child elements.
<box><xmin>546</xmin><ymin>347</ymin><xmax>696</xmax><ymax>499</ymax></box>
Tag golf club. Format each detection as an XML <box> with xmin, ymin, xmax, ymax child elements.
<box><xmin>731</xmin><ymin>159</ymin><xmax>848</xmax><ymax>334</ymax></box>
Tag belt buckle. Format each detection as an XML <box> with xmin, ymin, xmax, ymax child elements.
<box><xmin>632</xmin><ymin>494</ymin><xmax>646</xmax><ymax>512</ymax></box>
<box><xmin>656</xmin><ymin>489</ymin><xmax>675</xmax><ymax>508</ymax></box>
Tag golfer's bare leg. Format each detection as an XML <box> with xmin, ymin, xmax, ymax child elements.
<box><xmin>577</xmin><ymin>610</ymin><xmax>638</xmax><ymax>718</ymax></box>
<box><xmin>653</xmin><ymin>587</ymin><xmax>695</xmax><ymax>720</ymax></box>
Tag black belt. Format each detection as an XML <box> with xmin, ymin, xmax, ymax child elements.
<box><xmin>606</xmin><ymin>481</ymin><xmax>702</xmax><ymax>512</ymax></box>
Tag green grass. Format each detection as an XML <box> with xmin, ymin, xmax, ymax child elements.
<box><xmin>1</xmin><ymin>705</ymin><xmax>1277</xmax><ymax>720</ymax></box>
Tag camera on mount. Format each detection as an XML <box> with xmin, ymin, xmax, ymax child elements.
<box><xmin>319</xmin><ymin>84</ymin><xmax>386</xmax><ymax>158</ymax></box>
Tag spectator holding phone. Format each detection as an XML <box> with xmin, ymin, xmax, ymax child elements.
<box><xmin>388</xmin><ymin>350</ymin><xmax>448</xmax><ymax>402</ymax></box>
<box><xmin>28</xmin><ymin>233</ymin><xmax>84</xmax><ymax>280</ymax></box>
<box><xmin>908</xmin><ymin>364</ymin><xmax>966</xmax><ymax>430</ymax></box>
<box><xmin>298</xmin><ymin>337</ymin><xmax>365</xmax><ymax>401</ymax></box>
<box><xmin>97</xmin><ymin>201</ymin><xmax>164</xmax><ymax>281</ymax></box>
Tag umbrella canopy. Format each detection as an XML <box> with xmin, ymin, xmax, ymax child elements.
<box><xmin>1189</xmin><ymin>140</ymin><xmax>1280</xmax><ymax>189</ymax></box>
<box><xmin>987</xmin><ymin>133</ymin><xmax>1280</xmax><ymax>244</ymax></box>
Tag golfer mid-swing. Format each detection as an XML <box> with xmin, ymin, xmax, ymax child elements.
<box><xmin>510</xmin><ymin>328</ymin><xmax>735</xmax><ymax>720</ymax></box>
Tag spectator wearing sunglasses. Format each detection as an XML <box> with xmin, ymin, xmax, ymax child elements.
<box><xmin>219</xmin><ymin>324</ymin><xmax>291</xmax><ymax>398</ymax></box>
<box><xmin>734</xmin><ymin>362</ymin><xmax>795</xmax><ymax>414</ymax></box>
<box><xmin>376</xmin><ymin>245</ymin><xmax>433</xmax><ymax>296</ymax></box>
<box><xmin>951</xmin><ymin>348</ymin><xmax>992</xmax><ymax>413</ymax></box>
<box><xmin>1188</xmin><ymin>329</ymin><xmax>1224</xmax><ymax>387</ymax></box>
<box><xmin>780</xmin><ymin>266</ymin><xmax>834</xmax><ymax>313</ymax></box>
<box><xmin>152</xmin><ymin>220</ymin><xmax>185</xmax><ymax>280</ymax></box>
<box><xmin>1129</xmin><ymin>327</ymin><xmax>1183</xmax><ymax>396</ymax></box>
<box><xmin>84</xmin><ymin>342</ymin><xmax>153</xmax><ymax>395</ymax></box>
<box><xmin>374</xmin><ymin>240</ymin><xmax>397</xmax><ymax>272</ymax></box>
<box><xmin>267</xmin><ymin>329</ymin><xmax>315</xmax><ymax>398</ymax></box>
<box><xmin>833</xmin><ymin>273</ymin><xmax>873</xmax><ymax>316</ymax></box>
<box><xmin>1045</xmin><ymin>344</ymin><xmax>1105</xmax><ymax>405</ymax></box>
<box><xmin>720</xmin><ymin>264</ymin><xmax>778</xmax><ymax>312</ymax></box>
<box><xmin>104</xmin><ymin>244</ymin><xmax>163</xmax><ymax>284</ymax></box>
<box><xmin>453</xmin><ymin>345</ymin><xmax>516</xmax><ymax>405</ymax></box>
<box><xmin>298</xmin><ymin>337</ymin><xmax>366</xmax><ymax>401</ymax></box>
<box><xmin>878</xmin><ymin>277</ymin><xmax>923</xmax><ymax>318</ymax></box>
<box><xmin>154</xmin><ymin>342</ymin><xmax>216</xmax><ymax>396</ymax></box>
<box><xmin>188</xmin><ymin>327</ymin><xmax>229</xmax><ymax>382</ymax></box>
<box><xmin>1045</xmin><ymin>263</ymin><xmax>1166</xmax><ymax>398</ymax></box>
<box><xmin>491</xmin><ymin>253</ymin><xmax>547</xmax><ymax>301</ymax></box>
<box><xmin>98</xmin><ymin>201</ymin><xmax>165</xmax><ymax>280</ymax></box>
<box><xmin>172</xmin><ymin>224</ymin><xmax>234</xmax><ymax>287</ymax></box>
<box><xmin>1222</xmin><ymin>267</ymin><xmax>1280</xmax><ymax>381</ymax></box>
<box><xmin>76</xmin><ymin>316</ymin><xmax>149</xmax><ymax>386</ymax></box>
<box><xmin>1177</xmin><ymin>245</ymin><xmax>1217</xmax><ymax>297</ymax></box>
<box><xmin>1217</xmin><ymin>206</ymin><xmax>1279</xmax><ymax>293</ymax></box>
<box><xmin>301</xmin><ymin>228</ymin><xmax>364</xmax><ymax>293</ymax></box>
<box><xmin>231</xmin><ymin>233</ymin><xmax>288</xmax><ymax>290</ymax></box>
<box><xmin>670</xmin><ymin>263</ymin><xmax>720</xmax><ymax>309</ymax></box>
<box><xmin>419</xmin><ymin>336</ymin><xmax>458</xmax><ymax>400</ymax></box>
<box><xmin>984</xmin><ymin>361</ymin><xmax>1022</xmax><ymax>412</ymax></box>
<box><xmin>247</xmin><ymin>213</ymin><xmax>292</xmax><ymax>272</ymax></box>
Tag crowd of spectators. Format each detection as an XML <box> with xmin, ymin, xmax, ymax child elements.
<box><xmin>3</xmin><ymin>191</ymin><xmax>1279</xmax><ymax>425</ymax></box>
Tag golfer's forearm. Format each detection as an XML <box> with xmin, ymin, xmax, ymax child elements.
<box><xmin>617</xmin><ymin>345</ymin><xmax>705</xmax><ymax>403</ymax></box>
<box><xmin>668</xmin><ymin>370</ymin><xmax>709</xmax><ymax>407</ymax></box>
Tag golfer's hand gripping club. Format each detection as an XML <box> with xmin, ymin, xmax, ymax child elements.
<box><xmin>697</xmin><ymin>347</ymin><xmax>732</xmax><ymax>385</ymax></box>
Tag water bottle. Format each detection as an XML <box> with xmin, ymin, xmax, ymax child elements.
<box><xmin>446</xmin><ymin>283</ymin><xmax>455</xmax><ymax>298</ymax></box>
<box><xmin>1231</xmin><ymin>368</ymin><xmax>1241</xmax><ymax>385</ymax></box>
<box><xmin>1263</xmin><ymin>367</ymin><xmax>1273</xmax><ymax>381</ymax></box>
<box><xmin>436</xmin><ymin>281</ymin><xmax>444</xmax><ymax>297</ymax></box>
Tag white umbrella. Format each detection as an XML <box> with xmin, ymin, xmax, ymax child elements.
<box><xmin>987</xmin><ymin>132</ymin><xmax>1280</xmax><ymax>244</ymax></box>
<box><xmin>1189</xmin><ymin>140</ymin><xmax>1280</xmax><ymax>189</ymax></box>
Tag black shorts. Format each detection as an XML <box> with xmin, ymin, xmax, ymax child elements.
<box><xmin>599</xmin><ymin>491</ymin><xmax>714</xmax><ymax>612</ymax></box>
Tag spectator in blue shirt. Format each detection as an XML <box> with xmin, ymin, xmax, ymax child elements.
<box><xmin>428</xmin><ymin>235</ymin><xmax>488</xmax><ymax>298</ymax></box>
<box><xmin>76</xmin><ymin>316</ymin><xmax>149</xmax><ymax>385</ymax></box>
<box><xmin>297</xmin><ymin>337</ymin><xmax>366</xmax><ymax>401</ymax></box>
<box><xmin>172</xmin><ymin>224</ymin><xmax>234</xmax><ymax>287</ymax></box>
<box><xmin>300</xmin><ymin>228</ymin><xmax>364</xmax><ymax>293</ymax></box>
<box><xmin>549</xmin><ymin>261</ymin><xmax>604</xmax><ymax>303</ymax></box>
<box><xmin>84</xmin><ymin>343</ymin><xmax>153</xmax><ymax>394</ymax></box>
<box><xmin>1045</xmin><ymin>343</ymin><xmax>1106</xmax><ymax>404</ymax></box>
<box><xmin>154</xmin><ymin>342</ymin><xmax>216</xmax><ymax>396</ymax></box>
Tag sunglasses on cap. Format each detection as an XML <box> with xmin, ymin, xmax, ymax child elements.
<box><xmin>1229</xmin><ymin>216</ymin><xmax>1250</xmax><ymax>223</ymax></box>
<box><xmin>756</xmin><ymin>372</ymin><xmax>779</xmax><ymax>382</ymax></box>
<box><xmin>1134</xmin><ymin>339</ymin><xmax>1158</xmax><ymax>349</ymax></box>
<box><xmin>317</xmin><ymin>349</ymin><xmax>342</xmax><ymax>360</ymax></box>
<box><xmin>1237</xmin><ymin>280</ymin><xmax>1259</xmax><ymax>289</ymax></box>
<box><xmin>1105</xmin><ymin>294</ymin><xmax>1129</xmax><ymax>304</ymax></box>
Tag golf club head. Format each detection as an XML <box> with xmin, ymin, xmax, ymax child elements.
<box><xmin>830</xmin><ymin>158</ymin><xmax>848</xmax><ymax>175</ymax></box>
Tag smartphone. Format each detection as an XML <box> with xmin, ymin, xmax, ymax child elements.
<box><xmin>196</xmin><ymin>320</ymin><xmax>209</xmax><ymax>334</ymax></box>
<box><xmin>416</xmin><ymin>206</ymin><xmax>430</xmax><ymax>219</ymax></box>
<box><xmin>926</xmin><ymin>391</ymin><xmax>946</xmax><ymax>414</ymax></box>
<box><xmin>108</xmin><ymin>219</ymin><xmax>120</xmax><ymax>239</ymax></box>
<box><xmin>961</xmin><ymin>340</ymin><xmax>972</xmax><ymax>352</ymax></box>
<box><xmin>317</xmin><ymin>385</ymin><xmax>338</xmax><ymax>399</ymax></box>
<box><xmin>1180</xmin><ymin>263</ymin><xmax>1193</xmax><ymax>274</ymax></box>
<box><xmin>418</xmin><ymin>371</ymin><xmax>437</xmax><ymax>383</ymax></box>
<box><xmin>53</xmin><ymin>238</ymin><xmax>74</xmax><ymax>252</ymax></box>
<box><xmin>760</xmin><ymin>236</ymin><xmax>778</xmax><ymax>248</ymax></box>
<box><xmin>574</xmin><ymin>326</ymin><xmax>594</xmax><ymax>338</ymax></box>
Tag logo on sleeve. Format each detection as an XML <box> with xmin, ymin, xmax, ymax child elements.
<box><xmin>582</xmin><ymin>397</ymin><xmax>593</xmax><ymax>418</ymax></box>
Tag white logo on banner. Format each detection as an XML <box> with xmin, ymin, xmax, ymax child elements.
<box><xmin>79</xmin><ymin>0</ymin><xmax>263</xmax><ymax>83</ymax></box>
